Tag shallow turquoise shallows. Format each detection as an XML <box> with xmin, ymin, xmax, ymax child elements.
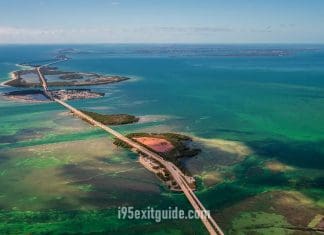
<box><xmin>0</xmin><ymin>44</ymin><xmax>324</xmax><ymax>234</ymax></box>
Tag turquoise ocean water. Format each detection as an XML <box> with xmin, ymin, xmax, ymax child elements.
<box><xmin>0</xmin><ymin>44</ymin><xmax>324</xmax><ymax>234</ymax></box>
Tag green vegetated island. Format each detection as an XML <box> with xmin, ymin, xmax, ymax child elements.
<box><xmin>114</xmin><ymin>133</ymin><xmax>201</xmax><ymax>173</ymax></box>
<box><xmin>80</xmin><ymin>110</ymin><xmax>139</xmax><ymax>125</ymax></box>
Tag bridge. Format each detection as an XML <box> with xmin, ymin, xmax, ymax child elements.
<box><xmin>36</xmin><ymin>59</ymin><xmax>67</xmax><ymax>100</ymax></box>
<box><xmin>36</xmin><ymin>62</ymin><xmax>224</xmax><ymax>235</ymax></box>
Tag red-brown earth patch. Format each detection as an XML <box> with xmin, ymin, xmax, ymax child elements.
<box><xmin>133</xmin><ymin>137</ymin><xmax>175</xmax><ymax>153</ymax></box>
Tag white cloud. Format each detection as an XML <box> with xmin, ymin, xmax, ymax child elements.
<box><xmin>0</xmin><ymin>25</ymin><xmax>236</xmax><ymax>43</ymax></box>
<box><xmin>0</xmin><ymin>26</ymin><xmax>64</xmax><ymax>37</ymax></box>
<box><xmin>0</xmin><ymin>25</ymin><xmax>305</xmax><ymax>44</ymax></box>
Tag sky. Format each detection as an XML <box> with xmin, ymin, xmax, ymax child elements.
<box><xmin>0</xmin><ymin>0</ymin><xmax>324</xmax><ymax>44</ymax></box>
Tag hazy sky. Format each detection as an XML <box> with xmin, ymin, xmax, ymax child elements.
<box><xmin>0</xmin><ymin>0</ymin><xmax>323</xmax><ymax>44</ymax></box>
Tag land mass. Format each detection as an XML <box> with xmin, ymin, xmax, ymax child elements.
<box><xmin>3</xmin><ymin>67</ymin><xmax>129</xmax><ymax>88</ymax></box>
<box><xmin>3</xmin><ymin>89</ymin><xmax>104</xmax><ymax>102</ymax></box>
<box><xmin>3</xmin><ymin>89</ymin><xmax>49</xmax><ymax>103</ymax></box>
<box><xmin>80</xmin><ymin>110</ymin><xmax>139</xmax><ymax>125</ymax></box>
<box><xmin>113</xmin><ymin>132</ymin><xmax>200</xmax><ymax>190</ymax></box>
<box><xmin>114</xmin><ymin>133</ymin><xmax>201</xmax><ymax>172</ymax></box>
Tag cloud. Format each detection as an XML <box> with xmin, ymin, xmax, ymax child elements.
<box><xmin>0</xmin><ymin>26</ymin><xmax>65</xmax><ymax>37</ymax></box>
<box><xmin>2</xmin><ymin>25</ymin><xmax>297</xmax><ymax>44</ymax></box>
<box><xmin>153</xmin><ymin>26</ymin><xmax>233</xmax><ymax>33</ymax></box>
<box><xmin>0</xmin><ymin>25</ymin><xmax>236</xmax><ymax>43</ymax></box>
<box><xmin>0</xmin><ymin>26</ymin><xmax>79</xmax><ymax>44</ymax></box>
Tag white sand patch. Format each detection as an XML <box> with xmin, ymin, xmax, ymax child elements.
<box><xmin>15</xmin><ymin>63</ymin><xmax>34</xmax><ymax>70</ymax></box>
<box><xmin>194</xmin><ymin>137</ymin><xmax>252</xmax><ymax>157</ymax></box>
<box><xmin>138</xmin><ymin>115</ymin><xmax>174</xmax><ymax>123</ymax></box>
<box><xmin>201</xmin><ymin>171</ymin><xmax>223</xmax><ymax>187</ymax></box>
<box><xmin>265</xmin><ymin>160</ymin><xmax>294</xmax><ymax>172</ymax></box>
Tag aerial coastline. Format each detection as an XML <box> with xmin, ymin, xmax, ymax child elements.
<box><xmin>1</xmin><ymin>44</ymin><xmax>324</xmax><ymax>234</ymax></box>
<box><xmin>1</xmin><ymin>48</ymin><xmax>201</xmax><ymax>193</ymax></box>
<box><xmin>1</xmin><ymin>0</ymin><xmax>324</xmax><ymax>233</ymax></box>
<box><xmin>3</xmin><ymin>67</ymin><xmax>129</xmax><ymax>88</ymax></box>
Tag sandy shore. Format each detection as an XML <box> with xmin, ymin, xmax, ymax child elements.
<box><xmin>1</xmin><ymin>63</ymin><xmax>34</xmax><ymax>87</ymax></box>
<box><xmin>0</xmin><ymin>72</ymin><xmax>16</xmax><ymax>86</ymax></box>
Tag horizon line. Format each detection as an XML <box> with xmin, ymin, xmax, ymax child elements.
<box><xmin>1</xmin><ymin>42</ymin><xmax>324</xmax><ymax>45</ymax></box>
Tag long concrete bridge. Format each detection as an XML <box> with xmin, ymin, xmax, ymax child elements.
<box><xmin>36</xmin><ymin>62</ymin><xmax>224</xmax><ymax>235</ymax></box>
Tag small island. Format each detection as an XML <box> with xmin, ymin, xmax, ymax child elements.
<box><xmin>114</xmin><ymin>133</ymin><xmax>200</xmax><ymax>165</ymax></box>
<box><xmin>80</xmin><ymin>110</ymin><xmax>139</xmax><ymax>125</ymax></box>
<box><xmin>3</xmin><ymin>90</ymin><xmax>49</xmax><ymax>103</ymax></box>
<box><xmin>114</xmin><ymin>132</ymin><xmax>200</xmax><ymax>190</ymax></box>
<box><xmin>3</xmin><ymin>89</ymin><xmax>104</xmax><ymax>102</ymax></box>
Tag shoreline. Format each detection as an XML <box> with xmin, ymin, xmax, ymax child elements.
<box><xmin>2</xmin><ymin>88</ymin><xmax>105</xmax><ymax>103</ymax></box>
<box><xmin>5</xmin><ymin>69</ymin><xmax>130</xmax><ymax>88</ymax></box>
<box><xmin>0</xmin><ymin>72</ymin><xmax>16</xmax><ymax>87</ymax></box>
<box><xmin>1</xmin><ymin>63</ymin><xmax>35</xmax><ymax>87</ymax></box>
